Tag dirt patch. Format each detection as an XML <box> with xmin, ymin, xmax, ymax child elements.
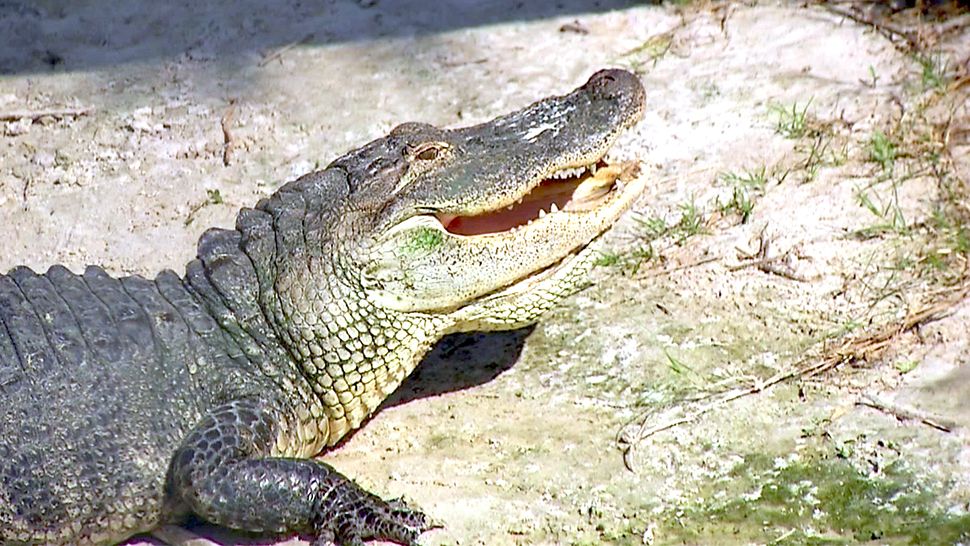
<box><xmin>1</xmin><ymin>1</ymin><xmax>968</xmax><ymax>545</ymax></box>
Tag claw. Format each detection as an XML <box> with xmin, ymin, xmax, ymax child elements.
<box><xmin>314</xmin><ymin>494</ymin><xmax>432</xmax><ymax>546</ymax></box>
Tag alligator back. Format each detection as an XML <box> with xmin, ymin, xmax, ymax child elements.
<box><xmin>0</xmin><ymin>265</ymin><xmax>229</xmax><ymax>545</ymax></box>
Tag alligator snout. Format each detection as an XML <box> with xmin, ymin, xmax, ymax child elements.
<box><xmin>584</xmin><ymin>68</ymin><xmax>646</xmax><ymax>122</ymax></box>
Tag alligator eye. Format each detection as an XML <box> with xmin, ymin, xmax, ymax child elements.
<box><xmin>410</xmin><ymin>141</ymin><xmax>449</xmax><ymax>162</ymax></box>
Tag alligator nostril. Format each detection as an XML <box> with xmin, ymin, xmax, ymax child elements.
<box><xmin>584</xmin><ymin>69</ymin><xmax>643</xmax><ymax>106</ymax></box>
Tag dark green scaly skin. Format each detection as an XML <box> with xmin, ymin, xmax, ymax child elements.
<box><xmin>0</xmin><ymin>69</ymin><xmax>646</xmax><ymax>545</ymax></box>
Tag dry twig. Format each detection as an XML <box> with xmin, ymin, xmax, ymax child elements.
<box><xmin>258</xmin><ymin>33</ymin><xmax>314</xmax><ymax>67</ymax></box>
<box><xmin>0</xmin><ymin>107</ymin><xmax>94</xmax><ymax>122</ymax></box>
<box><xmin>559</xmin><ymin>20</ymin><xmax>590</xmax><ymax>34</ymax></box>
<box><xmin>856</xmin><ymin>394</ymin><xmax>957</xmax><ymax>433</ymax></box>
<box><xmin>221</xmin><ymin>100</ymin><xmax>236</xmax><ymax>167</ymax></box>
<box><xmin>642</xmin><ymin>255</ymin><xmax>720</xmax><ymax>278</ymax></box>
<box><xmin>820</xmin><ymin>3</ymin><xmax>918</xmax><ymax>49</ymax></box>
<box><xmin>819</xmin><ymin>1</ymin><xmax>970</xmax><ymax>51</ymax></box>
<box><xmin>729</xmin><ymin>229</ymin><xmax>814</xmax><ymax>282</ymax></box>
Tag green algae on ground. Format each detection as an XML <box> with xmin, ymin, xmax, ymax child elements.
<box><xmin>654</xmin><ymin>451</ymin><xmax>970</xmax><ymax>545</ymax></box>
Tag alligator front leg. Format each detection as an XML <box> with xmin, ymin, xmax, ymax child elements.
<box><xmin>165</xmin><ymin>399</ymin><xmax>429</xmax><ymax>546</ymax></box>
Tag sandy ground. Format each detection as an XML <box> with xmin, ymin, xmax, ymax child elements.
<box><xmin>1</xmin><ymin>1</ymin><xmax>969</xmax><ymax>545</ymax></box>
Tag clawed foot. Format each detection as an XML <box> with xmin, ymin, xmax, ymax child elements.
<box><xmin>312</xmin><ymin>496</ymin><xmax>435</xmax><ymax>546</ymax></box>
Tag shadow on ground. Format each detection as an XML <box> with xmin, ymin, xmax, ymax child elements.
<box><xmin>327</xmin><ymin>327</ymin><xmax>533</xmax><ymax>450</ymax></box>
<box><xmin>1</xmin><ymin>0</ymin><xmax>642</xmax><ymax>75</ymax></box>
<box><xmin>382</xmin><ymin>327</ymin><xmax>533</xmax><ymax>407</ymax></box>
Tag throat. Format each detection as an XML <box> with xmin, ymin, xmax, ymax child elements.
<box><xmin>295</xmin><ymin>305</ymin><xmax>446</xmax><ymax>446</ymax></box>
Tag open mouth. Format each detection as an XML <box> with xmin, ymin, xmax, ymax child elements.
<box><xmin>435</xmin><ymin>159</ymin><xmax>639</xmax><ymax>236</ymax></box>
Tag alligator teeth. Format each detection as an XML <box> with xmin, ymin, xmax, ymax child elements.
<box><xmin>538</xmin><ymin>208</ymin><xmax>546</xmax><ymax>218</ymax></box>
<box><xmin>549</xmin><ymin>202</ymin><xmax>559</xmax><ymax>213</ymax></box>
<box><xmin>589</xmin><ymin>162</ymin><xmax>598</xmax><ymax>175</ymax></box>
<box><xmin>549</xmin><ymin>166</ymin><xmax>587</xmax><ymax>179</ymax></box>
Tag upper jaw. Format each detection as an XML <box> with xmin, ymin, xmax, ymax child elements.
<box><xmin>390</xmin><ymin>69</ymin><xmax>646</xmax><ymax>223</ymax></box>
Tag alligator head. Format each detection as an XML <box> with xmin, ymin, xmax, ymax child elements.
<box><xmin>345</xmin><ymin>69</ymin><xmax>644</xmax><ymax>320</ymax></box>
<box><xmin>236</xmin><ymin>69</ymin><xmax>647</xmax><ymax>445</ymax></box>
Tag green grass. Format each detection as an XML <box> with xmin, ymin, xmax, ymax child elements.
<box><xmin>917</xmin><ymin>51</ymin><xmax>949</xmax><ymax>91</ymax></box>
<box><xmin>595</xmin><ymin>199</ymin><xmax>709</xmax><ymax>274</ymax></box>
<box><xmin>634</xmin><ymin>214</ymin><xmax>670</xmax><ymax>240</ymax></box>
<box><xmin>184</xmin><ymin>188</ymin><xmax>226</xmax><ymax>225</ymax></box>
<box><xmin>720</xmin><ymin>166</ymin><xmax>768</xmax><ymax>190</ymax></box>
<box><xmin>931</xmin><ymin>206</ymin><xmax>970</xmax><ymax>256</ymax></box>
<box><xmin>632</xmin><ymin>202</ymin><xmax>707</xmax><ymax>243</ymax></box>
<box><xmin>922</xmin><ymin>203</ymin><xmax>970</xmax><ymax>281</ymax></box>
<box><xmin>593</xmin><ymin>250</ymin><xmax>623</xmax><ymax>268</ymax></box>
<box><xmin>664</xmin><ymin>348</ymin><xmax>694</xmax><ymax>376</ymax></box>
<box><xmin>719</xmin><ymin>185</ymin><xmax>756</xmax><ymax>223</ymax></box>
<box><xmin>868</xmin><ymin>131</ymin><xmax>896</xmax><ymax>175</ymax></box>
<box><xmin>618</xmin><ymin>33</ymin><xmax>673</xmax><ymax>73</ymax></box>
<box><xmin>854</xmin><ymin>183</ymin><xmax>908</xmax><ymax>238</ymax></box>
<box><xmin>770</xmin><ymin>99</ymin><xmax>813</xmax><ymax>139</ymax></box>
<box><xmin>698</xmin><ymin>80</ymin><xmax>720</xmax><ymax>101</ymax></box>
<box><xmin>718</xmin><ymin>167</ymin><xmax>767</xmax><ymax>223</ymax></box>
<box><xmin>800</xmin><ymin>133</ymin><xmax>848</xmax><ymax>181</ymax></box>
<box><xmin>206</xmin><ymin>189</ymin><xmax>224</xmax><ymax>204</ymax></box>
<box><xmin>954</xmin><ymin>226</ymin><xmax>970</xmax><ymax>255</ymax></box>
<box><xmin>594</xmin><ymin>246</ymin><xmax>655</xmax><ymax>275</ymax></box>
<box><xmin>864</xmin><ymin>65</ymin><xmax>879</xmax><ymax>88</ymax></box>
<box><xmin>894</xmin><ymin>359</ymin><xmax>920</xmax><ymax>374</ymax></box>
<box><xmin>674</xmin><ymin>201</ymin><xmax>705</xmax><ymax>241</ymax></box>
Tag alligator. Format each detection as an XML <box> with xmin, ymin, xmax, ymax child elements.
<box><xmin>0</xmin><ymin>68</ymin><xmax>646</xmax><ymax>546</ymax></box>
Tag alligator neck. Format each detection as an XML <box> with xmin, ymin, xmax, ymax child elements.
<box><xmin>230</xmin><ymin>178</ymin><xmax>451</xmax><ymax>446</ymax></box>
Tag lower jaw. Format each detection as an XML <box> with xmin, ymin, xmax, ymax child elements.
<box><xmin>479</xmin><ymin>171</ymin><xmax>646</xmax><ymax>301</ymax></box>
<box><xmin>483</xmin><ymin>226</ymin><xmax>609</xmax><ymax>302</ymax></box>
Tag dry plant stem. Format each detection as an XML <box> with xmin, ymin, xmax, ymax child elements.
<box><xmin>761</xmin><ymin>262</ymin><xmax>812</xmax><ymax>282</ymax></box>
<box><xmin>622</xmin><ymin>367</ymin><xmax>803</xmax><ymax>471</ymax></box>
<box><xmin>930</xmin><ymin>12</ymin><xmax>970</xmax><ymax>39</ymax></box>
<box><xmin>729</xmin><ymin>257</ymin><xmax>811</xmax><ymax>281</ymax></box>
<box><xmin>221</xmin><ymin>100</ymin><xmax>236</xmax><ymax>167</ymax></box>
<box><xmin>856</xmin><ymin>394</ymin><xmax>957</xmax><ymax>433</ymax></box>
<box><xmin>0</xmin><ymin>107</ymin><xmax>94</xmax><ymax>122</ymax></box>
<box><xmin>729</xmin><ymin>230</ymin><xmax>812</xmax><ymax>281</ymax></box>
<box><xmin>771</xmin><ymin>529</ymin><xmax>798</xmax><ymax>544</ymax></box>
<box><xmin>642</xmin><ymin>256</ymin><xmax>720</xmax><ymax>278</ymax></box>
<box><xmin>820</xmin><ymin>4</ymin><xmax>918</xmax><ymax>49</ymax></box>
<box><xmin>621</xmin><ymin>281</ymin><xmax>970</xmax><ymax>469</ymax></box>
<box><xmin>258</xmin><ymin>33</ymin><xmax>314</xmax><ymax>67</ymax></box>
<box><xmin>821</xmin><ymin>1</ymin><xmax>970</xmax><ymax>51</ymax></box>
